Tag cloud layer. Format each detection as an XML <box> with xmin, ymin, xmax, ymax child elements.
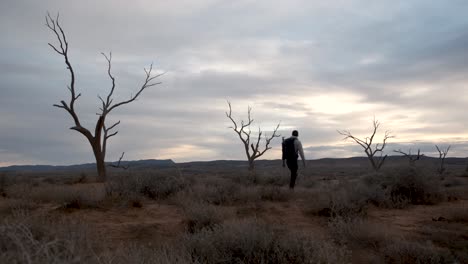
<box><xmin>1</xmin><ymin>0</ymin><xmax>467</xmax><ymax>165</ymax></box>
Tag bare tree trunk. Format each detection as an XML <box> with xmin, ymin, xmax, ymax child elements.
<box><xmin>91</xmin><ymin>141</ymin><xmax>106</xmax><ymax>182</ymax></box>
<box><xmin>95</xmin><ymin>155</ymin><xmax>106</xmax><ymax>182</ymax></box>
<box><xmin>248</xmin><ymin>160</ymin><xmax>255</xmax><ymax>171</ymax></box>
<box><xmin>368</xmin><ymin>157</ymin><xmax>378</xmax><ymax>171</ymax></box>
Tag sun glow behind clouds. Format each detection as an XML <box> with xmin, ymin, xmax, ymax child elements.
<box><xmin>156</xmin><ymin>144</ymin><xmax>218</xmax><ymax>162</ymax></box>
<box><xmin>299</xmin><ymin>92</ymin><xmax>378</xmax><ymax>115</ymax></box>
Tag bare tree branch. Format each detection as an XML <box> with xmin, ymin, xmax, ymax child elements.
<box><xmin>109</xmin><ymin>152</ymin><xmax>129</xmax><ymax>170</ymax></box>
<box><xmin>337</xmin><ymin>118</ymin><xmax>394</xmax><ymax>171</ymax></box>
<box><xmin>226</xmin><ymin>101</ymin><xmax>281</xmax><ymax>171</ymax></box>
<box><xmin>435</xmin><ymin>145</ymin><xmax>450</xmax><ymax>175</ymax></box>
<box><xmin>394</xmin><ymin>149</ymin><xmax>423</xmax><ymax>166</ymax></box>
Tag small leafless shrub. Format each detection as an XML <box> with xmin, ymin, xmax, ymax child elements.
<box><xmin>433</xmin><ymin>206</ymin><xmax>468</xmax><ymax>223</ymax></box>
<box><xmin>328</xmin><ymin>217</ymin><xmax>389</xmax><ymax>249</ymax></box>
<box><xmin>183</xmin><ymin>219</ymin><xmax>350</xmax><ymax>264</ymax></box>
<box><xmin>259</xmin><ymin>186</ymin><xmax>292</xmax><ymax>202</ymax></box>
<box><xmin>193</xmin><ymin>181</ymin><xmax>241</xmax><ymax>205</ymax></box>
<box><xmin>382</xmin><ymin>239</ymin><xmax>454</xmax><ymax>264</ymax></box>
<box><xmin>329</xmin><ymin>182</ymin><xmax>370</xmax><ymax>218</ymax></box>
<box><xmin>105</xmin><ymin>172</ymin><xmax>186</xmax><ymax>202</ymax></box>
<box><xmin>181</xmin><ymin>201</ymin><xmax>224</xmax><ymax>233</ymax></box>
<box><xmin>0</xmin><ymin>214</ymin><xmax>96</xmax><ymax>264</ymax></box>
<box><xmin>110</xmin><ymin>243</ymin><xmax>192</xmax><ymax>264</ymax></box>
<box><xmin>256</xmin><ymin>172</ymin><xmax>290</xmax><ymax>187</ymax></box>
<box><xmin>382</xmin><ymin>167</ymin><xmax>444</xmax><ymax>208</ymax></box>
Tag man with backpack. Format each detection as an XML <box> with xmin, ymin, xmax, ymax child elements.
<box><xmin>282</xmin><ymin>130</ymin><xmax>306</xmax><ymax>189</ymax></box>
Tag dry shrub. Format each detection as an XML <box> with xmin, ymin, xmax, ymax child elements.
<box><xmin>255</xmin><ymin>171</ymin><xmax>289</xmax><ymax>187</ymax></box>
<box><xmin>0</xmin><ymin>199</ymin><xmax>40</xmax><ymax>215</ymax></box>
<box><xmin>105</xmin><ymin>171</ymin><xmax>186</xmax><ymax>202</ymax></box>
<box><xmin>442</xmin><ymin>206</ymin><xmax>468</xmax><ymax>223</ymax></box>
<box><xmin>181</xmin><ymin>201</ymin><xmax>224</xmax><ymax>233</ymax></box>
<box><xmin>382</xmin><ymin>239</ymin><xmax>454</xmax><ymax>264</ymax></box>
<box><xmin>109</xmin><ymin>243</ymin><xmax>192</xmax><ymax>264</ymax></box>
<box><xmin>328</xmin><ymin>217</ymin><xmax>389</xmax><ymax>249</ymax></box>
<box><xmin>259</xmin><ymin>186</ymin><xmax>292</xmax><ymax>202</ymax></box>
<box><xmin>192</xmin><ymin>180</ymin><xmax>241</xmax><ymax>205</ymax></box>
<box><xmin>303</xmin><ymin>188</ymin><xmax>333</xmax><ymax>217</ymax></box>
<box><xmin>382</xmin><ymin>167</ymin><xmax>445</xmax><ymax>208</ymax></box>
<box><xmin>329</xmin><ymin>181</ymin><xmax>370</xmax><ymax>218</ymax></box>
<box><xmin>7</xmin><ymin>184</ymin><xmax>104</xmax><ymax>209</ymax></box>
<box><xmin>183</xmin><ymin>219</ymin><xmax>350</xmax><ymax>264</ymax></box>
<box><xmin>0</xmin><ymin>212</ymin><xmax>97</xmax><ymax>264</ymax></box>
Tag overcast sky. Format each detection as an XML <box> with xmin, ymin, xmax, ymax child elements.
<box><xmin>1</xmin><ymin>0</ymin><xmax>468</xmax><ymax>166</ymax></box>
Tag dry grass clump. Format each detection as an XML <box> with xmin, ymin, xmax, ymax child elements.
<box><xmin>183</xmin><ymin>219</ymin><xmax>350</xmax><ymax>264</ymax></box>
<box><xmin>381</xmin><ymin>167</ymin><xmax>445</xmax><ymax>208</ymax></box>
<box><xmin>259</xmin><ymin>186</ymin><xmax>292</xmax><ymax>202</ymax></box>
<box><xmin>382</xmin><ymin>239</ymin><xmax>454</xmax><ymax>264</ymax></box>
<box><xmin>329</xmin><ymin>181</ymin><xmax>370</xmax><ymax>218</ymax></box>
<box><xmin>303</xmin><ymin>181</ymin><xmax>377</xmax><ymax>218</ymax></box>
<box><xmin>255</xmin><ymin>171</ymin><xmax>290</xmax><ymax>187</ymax></box>
<box><xmin>109</xmin><ymin>243</ymin><xmax>192</xmax><ymax>264</ymax></box>
<box><xmin>441</xmin><ymin>206</ymin><xmax>468</xmax><ymax>223</ymax></box>
<box><xmin>0</xmin><ymin>212</ymin><xmax>97</xmax><ymax>264</ymax></box>
<box><xmin>181</xmin><ymin>201</ymin><xmax>224</xmax><ymax>233</ymax></box>
<box><xmin>105</xmin><ymin>171</ymin><xmax>187</xmax><ymax>203</ymax></box>
<box><xmin>6</xmin><ymin>183</ymin><xmax>105</xmax><ymax>209</ymax></box>
<box><xmin>188</xmin><ymin>179</ymin><xmax>262</xmax><ymax>205</ymax></box>
<box><xmin>328</xmin><ymin>217</ymin><xmax>389</xmax><ymax>249</ymax></box>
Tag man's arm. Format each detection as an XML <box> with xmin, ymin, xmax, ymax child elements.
<box><xmin>295</xmin><ymin>140</ymin><xmax>306</xmax><ymax>167</ymax></box>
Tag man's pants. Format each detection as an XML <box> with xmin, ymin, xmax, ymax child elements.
<box><xmin>286</xmin><ymin>159</ymin><xmax>298</xmax><ymax>189</ymax></box>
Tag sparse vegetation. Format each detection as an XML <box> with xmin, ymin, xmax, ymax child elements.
<box><xmin>183</xmin><ymin>219</ymin><xmax>350</xmax><ymax>264</ymax></box>
<box><xmin>1</xmin><ymin>159</ymin><xmax>466</xmax><ymax>263</ymax></box>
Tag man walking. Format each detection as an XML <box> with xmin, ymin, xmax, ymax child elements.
<box><xmin>282</xmin><ymin>130</ymin><xmax>306</xmax><ymax>189</ymax></box>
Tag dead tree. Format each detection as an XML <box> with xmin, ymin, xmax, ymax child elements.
<box><xmin>338</xmin><ymin>118</ymin><xmax>393</xmax><ymax>172</ymax></box>
<box><xmin>46</xmin><ymin>13</ymin><xmax>161</xmax><ymax>182</ymax></box>
<box><xmin>394</xmin><ymin>149</ymin><xmax>423</xmax><ymax>167</ymax></box>
<box><xmin>225</xmin><ymin>101</ymin><xmax>280</xmax><ymax>172</ymax></box>
<box><xmin>435</xmin><ymin>145</ymin><xmax>450</xmax><ymax>175</ymax></box>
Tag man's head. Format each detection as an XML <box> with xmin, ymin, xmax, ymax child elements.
<box><xmin>292</xmin><ymin>130</ymin><xmax>299</xmax><ymax>137</ymax></box>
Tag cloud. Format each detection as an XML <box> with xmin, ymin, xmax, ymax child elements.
<box><xmin>1</xmin><ymin>0</ymin><xmax>468</xmax><ymax>165</ymax></box>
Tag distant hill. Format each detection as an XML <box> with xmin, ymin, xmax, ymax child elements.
<box><xmin>0</xmin><ymin>159</ymin><xmax>175</xmax><ymax>172</ymax></box>
<box><xmin>0</xmin><ymin>156</ymin><xmax>465</xmax><ymax>173</ymax></box>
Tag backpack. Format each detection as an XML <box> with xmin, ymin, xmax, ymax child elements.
<box><xmin>282</xmin><ymin>137</ymin><xmax>297</xmax><ymax>160</ymax></box>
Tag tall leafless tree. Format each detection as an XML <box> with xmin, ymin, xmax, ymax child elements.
<box><xmin>338</xmin><ymin>118</ymin><xmax>393</xmax><ymax>172</ymax></box>
<box><xmin>435</xmin><ymin>145</ymin><xmax>450</xmax><ymax>175</ymax></box>
<box><xmin>394</xmin><ymin>149</ymin><xmax>423</xmax><ymax>167</ymax></box>
<box><xmin>226</xmin><ymin>101</ymin><xmax>280</xmax><ymax>172</ymax></box>
<box><xmin>46</xmin><ymin>13</ymin><xmax>162</xmax><ymax>182</ymax></box>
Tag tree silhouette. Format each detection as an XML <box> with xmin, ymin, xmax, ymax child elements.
<box><xmin>46</xmin><ymin>13</ymin><xmax>162</xmax><ymax>181</ymax></box>
<box><xmin>338</xmin><ymin>118</ymin><xmax>393</xmax><ymax>172</ymax></box>
<box><xmin>226</xmin><ymin>101</ymin><xmax>280</xmax><ymax>172</ymax></box>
